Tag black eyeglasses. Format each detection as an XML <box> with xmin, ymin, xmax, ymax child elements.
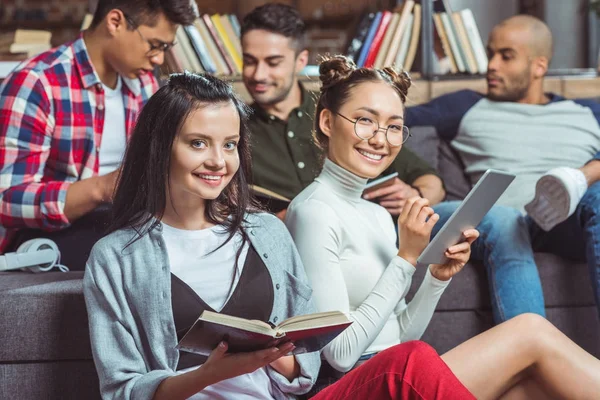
<box><xmin>335</xmin><ymin>112</ymin><xmax>410</xmax><ymax>147</ymax></box>
<box><xmin>124</xmin><ymin>14</ymin><xmax>176</xmax><ymax>57</ymax></box>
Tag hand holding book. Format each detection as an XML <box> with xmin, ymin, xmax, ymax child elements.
<box><xmin>177</xmin><ymin>310</ymin><xmax>352</xmax><ymax>356</ymax></box>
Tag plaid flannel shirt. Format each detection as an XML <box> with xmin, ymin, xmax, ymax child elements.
<box><xmin>0</xmin><ymin>33</ymin><xmax>158</xmax><ymax>252</ymax></box>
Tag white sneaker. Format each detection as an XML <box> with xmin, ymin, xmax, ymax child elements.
<box><xmin>525</xmin><ymin>167</ymin><xmax>588</xmax><ymax>231</ymax></box>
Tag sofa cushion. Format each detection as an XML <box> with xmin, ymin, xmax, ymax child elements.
<box><xmin>0</xmin><ymin>362</ymin><xmax>99</xmax><ymax>400</ymax></box>
<box><xmin>405</xmin><ymin>126</ymin><xmax>471</xmax><ymax>201</ymax></box>
<box><xmin>407</xmin><ymin>256</ymin><xmax>594</xmax><ymax>310</ymax></box>
<box><xmin>0</xmin><ymin>271</ymin><xmax>91</xmax><ymax>362</ymax></box>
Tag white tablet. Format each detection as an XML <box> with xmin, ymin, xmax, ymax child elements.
<box><xmin>417</xmin><ymin>169</ymin><xmax>516</xmax><ymax>265</ymax></box>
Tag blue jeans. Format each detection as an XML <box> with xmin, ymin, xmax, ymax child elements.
<box><xmin>432</xmin><ymin>202</ymin><xmax>544</xmax><ymax>323</ymax></box>
<box><xmin>432</xmin><ymin>180</ymin><xmax>600</xmax><ymax>323</ymax></box>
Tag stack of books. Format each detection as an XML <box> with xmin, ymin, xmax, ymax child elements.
<box><xmin>345</xmin><ymin>2</ymin><xmax>421</xmax><ymax>71</ymax></box>
<box><xmin>431</xmin><ymin>1</ymin><xmax>487</xmax><ymax>75</ymax></box>
<box><xmin>165</xmin><ymin>14</ymin><xmax>242</xmax><ymax>76</ymax></box>
<box><xmin>345</xmin><ymin>0</ymin><xmax>487</xmax><ymax>75</ymax></box>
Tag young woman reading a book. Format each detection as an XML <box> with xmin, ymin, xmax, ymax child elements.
<box><xmin>83</xmin><ymin>72</ymin><xmax>321</xmax><ymax>400</ymax></box>
<box><xmin>285</xmin><ymin>55</ymin><xmax>600</xmax><ymax>399</ymax></box>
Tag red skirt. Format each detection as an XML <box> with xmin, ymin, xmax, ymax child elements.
<box><xmin>310</xmin><ymin>341</ymin><xmax>476</xmax><ymax>400</ymax></box>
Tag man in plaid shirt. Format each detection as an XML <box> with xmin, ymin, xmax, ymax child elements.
<box><xmin>0</xmin><ymin>0</ymin><xmax>196</xmax><ymax>268</ymax></box>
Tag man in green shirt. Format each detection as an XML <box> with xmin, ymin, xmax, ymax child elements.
<box><xmin>241</xmin><ymin>4</ymin><xmax>444</xmax><ymax>216</ymax></box>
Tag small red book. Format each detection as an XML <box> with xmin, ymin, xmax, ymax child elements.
<box><xmin>364</xmin><ymin>11</ymin><xmax>392</xmax><ymax>68</ymax></box>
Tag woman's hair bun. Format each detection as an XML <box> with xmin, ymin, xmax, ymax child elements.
<box><xmin>381</xmin><ymin>67</ymin><xmax>412</xmax><ymax>103</ymax></box>
<box><xmin>318</xmin><ymin>55</ymin><xmax>356</xmax><ymax>91</ymax></box>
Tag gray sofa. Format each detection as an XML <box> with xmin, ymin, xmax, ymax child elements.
<box><xmin>1</xmin><ymin>126</ymin><xmax>599</xmax><ymax>399</ymax></box>
<box><xmin>0</xmin><ymin>271</ymin><xmax>99</xmax><ymax>399</ymax></box>
<box><xmin>405</xmin><ymin>126</ymin><xmax>600</xmax><ymax>356</ymax></box>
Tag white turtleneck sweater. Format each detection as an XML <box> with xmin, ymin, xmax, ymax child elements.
<box><xmin>285</xmin><ymin>159</ymin><xmax>450</xmax><ymax>372</ymax></box>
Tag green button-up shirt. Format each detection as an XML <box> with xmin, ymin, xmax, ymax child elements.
<box><xmin>248</xmin><ymin>84</ymin><xmax>437</xmax><ymax>200</ymax></box>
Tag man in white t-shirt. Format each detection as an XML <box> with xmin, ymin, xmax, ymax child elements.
<box><xmin>0</xmin><ymin>0</ymin><xmax>197</xmax><ymax>269</ymax></box>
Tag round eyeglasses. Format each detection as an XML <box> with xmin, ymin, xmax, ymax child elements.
<box><xmin>335</xmin><ymin>112</ymin><xmax>410</xmax><ymax>147</ymax></box>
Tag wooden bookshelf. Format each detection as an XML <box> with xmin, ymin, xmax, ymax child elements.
<box><xmin>226</xmin><ymin>73</ymin><xmax>599</xmax><ymax>106</ymax></box>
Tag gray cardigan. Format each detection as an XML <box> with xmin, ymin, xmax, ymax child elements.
<box><xmin>83</xmin><ymin>212</ymin><xmax>320</xmax><ymax>400</ymax></box>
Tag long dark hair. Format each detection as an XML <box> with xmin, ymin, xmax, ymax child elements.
<box><xmin>110</xmin><ymin>72</ymin><xmax>256</xmax><ymax>246</ymax></box>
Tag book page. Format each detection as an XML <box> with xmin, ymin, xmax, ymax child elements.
<box><xmin>201</xmin><ymin>311</ymin><xmax>276</xmax><ymax>336</ymax></box>
<box><xmin>278</xmin><ymin>311</ymin><xmax>350</xmax><ymax>332</ymax></box>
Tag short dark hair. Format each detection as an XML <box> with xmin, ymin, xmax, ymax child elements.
<box><xmin>90</xmin><ymin>0</ymin><xmax>196</xmax><ymax>29</ymax></box>
<box><xmin>241</xmin><ymin>3</ymin><xmax>306</xmax><ymax>51</ymax></box>
<box><xmin>110</xmin><ymin>72</ymin><xmax>257</xmax><ymax>247</ymax></box>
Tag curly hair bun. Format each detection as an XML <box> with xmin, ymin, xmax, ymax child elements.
<box><xmin>381</xmin><ymin>67</ymin><xmax>412</xmax><ymax>103</ymax></box>
<box><xmin>318</xmin><ymin>55</ymin><xmax>356</xmax><ymax>91</ymax></box>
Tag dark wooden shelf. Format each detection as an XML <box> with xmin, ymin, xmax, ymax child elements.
<box><xmin>429</xmin><ymin>68</ymin><xmax>598</xmax><ymax>81</ymax></box>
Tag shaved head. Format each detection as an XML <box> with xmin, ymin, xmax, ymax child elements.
<box><xmin>494</xmin><ymin>15</ymin><xmax>553</xmax><ymax>62</ymax></box>
<box><xmin>486</xmin><ymin>15</ymin><xmax>553</xmax><ymax>103</ymax></box>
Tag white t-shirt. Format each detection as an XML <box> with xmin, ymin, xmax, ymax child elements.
<box><xmin>98</xmin><ymin>77</ymin><xmax>127</xmax><ymax>176</ymax></box>
<box><xmin>161</xmin><ymin>223</ymin><xmax>273</xmax><ymax>400</ymax></box>
<box><xmin>286</xmin><ymin>159</ymin><xmax>450</xmax><ymax>372</ymax></box>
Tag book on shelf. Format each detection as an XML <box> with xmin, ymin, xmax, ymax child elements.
<box><xmin>211</xmin><ymin>14</ymin><xmax>242</xmax><ymax>73</ymax></box>
<box><xmin>435</xmin><ymin>0</ymin><xmax>487</xmax><ymax>76</ymax></box>
<box><xmin>356</xmin><ymin>11</ymin><xmax>382</xmax><ymax>67</ymax></box>
<box><xmin>403</xmin><ymin>3</ymin><xmax>421</xmax><ymax>72</ymax></box>
<box><xmin>184</xmin><ymin>24</ymin><xmax>217</xmax><ymax>74</ymax></box>
<box><xmin>394</xmin><ymin>13</ymin><xmax>413</xmax><ymax>69</ymax></box>
<box><xmin>452</xmin><ymin>12</ymin><xmax>478</xmax><ymax>74</ymax></box>
<box><xmin>344</xmin><ymin>1</ymin><xmax>486</xmax><ymax>76</ymax></box>
<box><xmin>0</xmin><ymin>29</ymin><xmax>52</xmax><ymax>58</ymax></box>
<box><xmin>345</xmin><ymin>12</ymin><xmax>376</xmax><ymax>63</ymax></box>
<box><xmin>177</xmin><ymin>310</ymin><xmax>352</xmax><ymax>356</ymax></box>
<box><xmin>250</xmin><ymin>185</ymin><xmax>291</xmax><ymax>213</ymax></box>
<box><xmin>457</xmin><ymin>9</ymin><xmax>487</xmax><ymax>74</ymax></box>
<box><xmin>439</xmin><ymin>12</ymin><xmax>467</xmax><ymax>73</ymax></box>
<box><xmin>175</xmin><ymin>26</ymin><xmax>204</xmax><ymax>73</ymax></box>
<box><xmin>433</xmin><ymin>13</ymin><xmax>457</xmax><ymax>74</ymax></box>
<box><xmin>228</xmin><ymin>14</ymin><xmax>241</xmax><ymax>37</ymax></box>
<box><xmin>81</xmin><ymin>13</ymin><xmax>93</xmax><ymax>31</ymax></box>
<box><xmin>202</xmin><ymin>14</ymin><xmax>237</xmax><ymax>75</ymax></box>
<box><xmin>194</xmin><ymin>18</ymin><xmax>230</xmax><ymax>75</ymax></box>
<box><xmin>364</xmin><ymin>10</ymin><xmax>392</xmax><ymax>68</ymax></box>
<box><xmin>373</xmin><ymin>12</ymin><xmax>400</xmax><ymax>68</ymax></box>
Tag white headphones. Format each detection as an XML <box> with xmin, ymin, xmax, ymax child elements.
<box><xmin>0</xmin><ymin>239</ymin><xmax>69</xmax><ymax>273</ymax></box>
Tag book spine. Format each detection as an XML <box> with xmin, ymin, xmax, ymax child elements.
<box><xmin>382</xmin><ymin>0</ymin><xmax>415</xmax><ymax>67</ymax></box>
<box><xmin>394</xmin><ymin>14</ymin><xmax>413</xmax><ymax>69</ymax></box>
<box><xmin>346</xmin><ymin>12</ymin><xmax>376</xmax><ymax>62</ymax></box>
<box><xmin>356</xmin><ymin>11</ymin><xmax>383</xmax><ymax>67</ymax></box>
<box><xmin>184</xmin><ymin>25</ymin><xmax>217</xmax><ymax>74</ymax></box>
<box><xmin>229</xmin><ymin>14</ymin><xmax>241</xmax><ymax>37</ymax></box>
<box><xmin>403</xmin><ymin>4</ymin><xmax>421</xmax><ymax>72</ymax></box>
<box><xmin>364</xmin><ymin>11</ymin><xmax>392</xmax><ymax>68</ymax></box>
<box><xmin>202</xmin><ymin>14</ymin><xmax>236</xmax><ymax>75</ymax></box>
<box><xmin>440</xmin><ymin>12</ymin><xmax>466</xmax><ymax>72</ymax></box>
<box><xmin>373</xmin><ymin>13</ymin><xmax>399</xmax><ymax>68</ymax></box>
<box><xmin>460</xmin><ymin>9</ymin><xmax>488</xmax><ymax>74</ymax></box>
<box><xmin>195</xmin><ymin>18</ymin><xmax>230</xmax><ymax>75</ymax></box>
<box><xmin>211</xmin><ymin>14</ymin><xmax>242</xmax><ymax>73</ymax></box>
<box><xmin>433</xmin><ymin>13</ymin><xmax>458</xmax><ymax>73</ymax></box>
<box><xmin>452</xmin><ymin>12</ymin><xmax>478</xmax><ymax>74</ymax></box>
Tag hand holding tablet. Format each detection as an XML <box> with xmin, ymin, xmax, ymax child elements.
<box><xmin>417</xmin><ymin>169</ymin><xmax>516</xmax><ymax>266</ymax></box>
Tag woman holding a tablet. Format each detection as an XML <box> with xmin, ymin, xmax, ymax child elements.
<box><xmin>286</xmin><ymin>55</ymin><xmax>600</xmax><ymax>399</ymax></box>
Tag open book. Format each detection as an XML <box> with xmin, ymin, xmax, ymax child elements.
<box><xmin>177</xmin><ymin>310</ymin><xmax>352</xmax><ymax>356</ymax></box>
<box><xmin>250</xmin><ymin>185</ymin><xmax>291</xmax><ymax>213</ymax></box>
